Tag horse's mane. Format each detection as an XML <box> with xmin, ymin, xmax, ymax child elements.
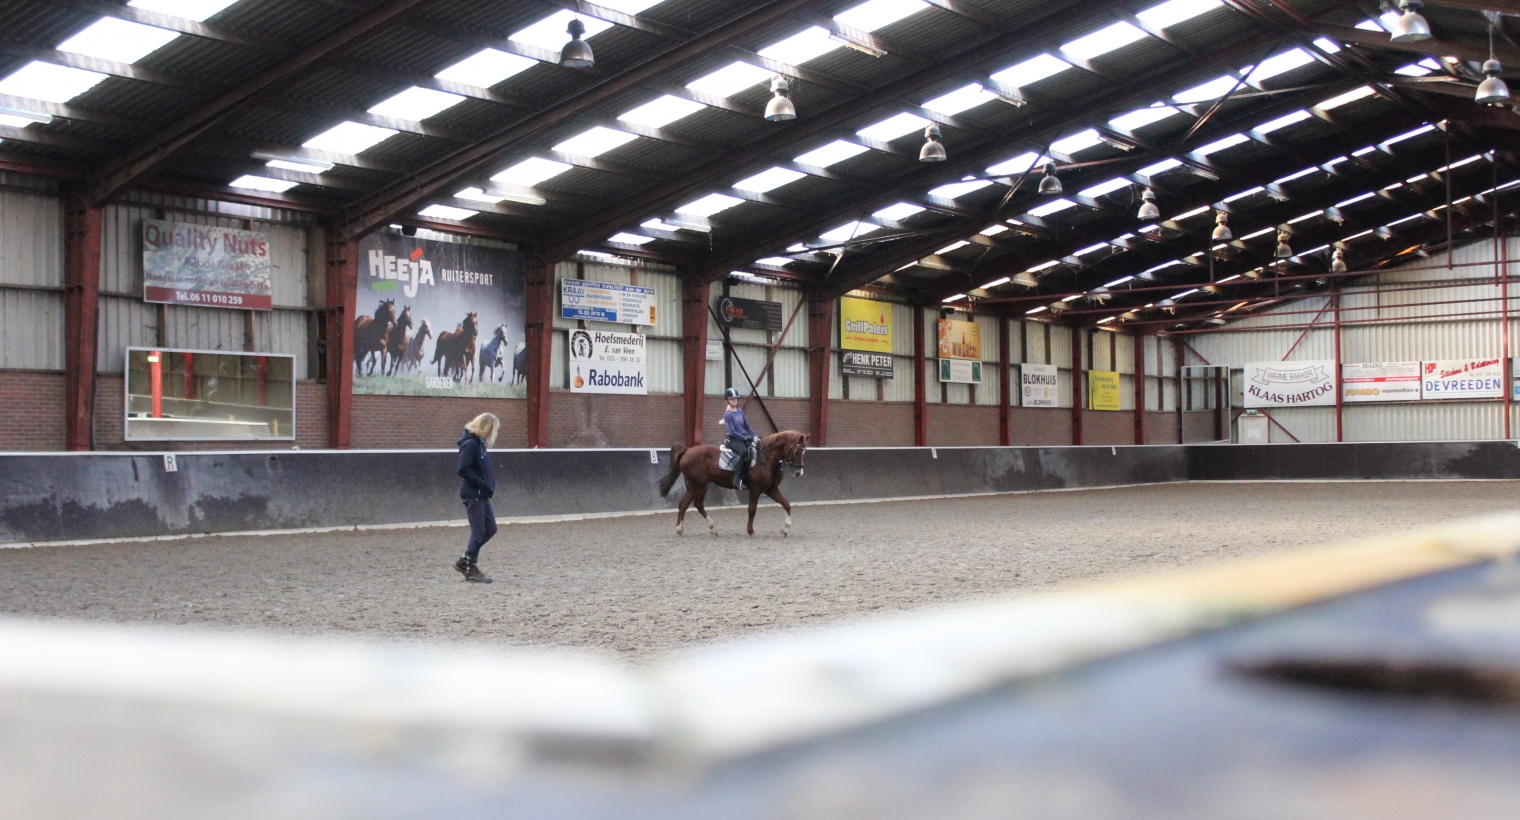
<box><xmin>760</xmin><ymin>430</ymin><xmax>805</xmax><ymax>459</ymax></box>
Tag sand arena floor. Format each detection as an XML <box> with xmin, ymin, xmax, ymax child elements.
<box><xmin>2</xmin><ymin>481</ymin><xmax>1518</xmax><ymax>657</ymax></box>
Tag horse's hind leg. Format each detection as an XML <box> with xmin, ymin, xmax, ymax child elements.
<box><xmin>693</xmin><ymin>485</ymin><xmax>717</xmax><ymax>536</ymax></box>
<box><xmin>766</xmin><ymin>486</ymin><xmax>793</xmax><ymax>537</ymax></box>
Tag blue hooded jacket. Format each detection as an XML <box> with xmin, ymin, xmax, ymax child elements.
<box><xmin>456</xmin><ymin>430</ymin><xmax>496</xmax><ymax>500</ymax></box>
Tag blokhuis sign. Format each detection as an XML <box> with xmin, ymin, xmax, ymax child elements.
<box><xmin>1021</xmin><ymin>363</ymin><xmax>1058</xmax><ymax>407</ymax></box>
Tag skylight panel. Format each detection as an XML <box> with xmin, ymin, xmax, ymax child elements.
<box><xmin>1074</xmin><ymin>242</ymin><xmax>1110</xmax><ymax>256</ymax></box>
<box><xmin>1248</xmin><ymin>49</ymin><xmax>1314</xmax><ymax>83</ymax></box>
<box><xmin>593</xmin><ymin>0</ymin><xmax>665</xmax><ymax>12</ymax></box>
<box><xmin>1173</xmin><ymin>75</ymin><xmax>1239</xmax><ymax>103</ymax></box>
<box><xmin>1256</xmin><ymin>109</ymin><xmax>1310</xmax><ymax>134</ymax></box>
<box><xmin>1079</xmin><ymin>178</ymin><xmax>1130</xmax><ymax>198</ymax></box>
<box><xmin>685</xmin><ymin>61</ymin><xmax>774</xmax><ymax>98</ymax></box>
<box><xmin>1272</xmin><ymin>167</ymin><xmax>1318</xmax><ymax>186</ymax></box>
<box><xmin>1440</xmin><ymin>154</ymin><xmax>1485</xmax><ymax>172</ymax></box>
<box><xmin>0</xmin><ymin>61</ymin><xmax>107</xmax><ymax>103</ymax></box>
<box><xmin>979</xmin><ymin>225</ymin><xmax>1007</xmax><ymax>236</ymax></box>
<box><xmin>229</xmin><ymin>175</ymin><xmax>297</xmax><ymax>193</ymax></box>
<box><xmin>820</xmin><ymin>221</ymin><xmax>881</xmax><ymax>242</ymax></box>
<box><xmin>929</xmin><ymin>178</ymin><xmax>993</xmax><ymax>198</ymax></box>
<box><xmin>1050</xmin><ymin>129</ymin><xmax>1102</xmax><ymax>154</ymax></box>
<box><xmin>1060</xmin><ymin>22</ymin><xmax>1145</xmax><ymax>61</ymax></box>
<box><xmin>127</xmin><ymin>0</ymin><xmax>239</xmax><ymax>21</ymax></box>
<box><xmin>986</xmin><ymin>152</ymin><xmax>1042</xmax><ymax>175</ymax></box>
<box><xmin>1288</xmin><ymin>210</ymin><xmax>1322</xmax><ymax>224</ymax></box>
<box><xmin>1383</xmin><ymin>123</ymin><xmax>1435</xmax><ymax>146</ymax></box>
<box><xmin>1109</xmin><ymin>105</ymin><xmax>1180</xmax><ymax>131</ymax></box>
<box><xmin>936</xmin><ymin>241</ymin><xmax>970</xmax><ymax>254</ymax></box>
<box><xmin>733</xmin><ymin>167</ymin><xmax>805</xmax><ymax>193</ymax></box>
<box><xmin>1319</xmin><ymin>86</ymin><xmax>1374</xmax><ymax>109</ymax></box>
<box><xmin>834</xmin><ymin>0</ymin><xmax>929</xmax><ymax>32</ymax></box>
<box><xmin>1139</xmin><ymin>158</ymin><xmax>1183</xmax><ymax>177</ymax></box>
<box><xmin>989</xmin><ymin>54</ymin><xmax>1071</xmax><ymax>89</ymax></box>
<box><xmin>492</xmin><ymin>157</ymin><xmax>572</xmax><ymax>187</ymax></box>
<box><xmin>1312</xmin><ymin>37</ymin><xmax>1341</xmax><ymax>54</ymax></box>
<box><xmin>618</xmin><ymin>95</ymin><xmax>705</xmax><ymax>128</ymax></box>
<box><xmin>368</xmin><ymin>87</ymin><xmax>464</xmax><ymax>121</ymax></box>
<box><xmin>1351</xmin><ymin>145</ymin><xmax>1377</xmax><ymax>156</ymax></box>
<box><xmin>608</xmin><ymin>232</ymin><xmax>654</xmax><ymax>245</ymax></box>
<box><xmin>1104</xmin><ymin>275</ymin><xmax>1135</xmax><ymax>287</ymax></box>
<box><xmin>755</xmin><ymin>257</ymin><xmax>795</xmax><ymax>266</ymax></box>
<box><xmin>757</xmin><ymin>27</ymin><xmax>841</xmax><ymax>66</ymax></box>
<box><xmin>456</xmin><ymin>188</ymin><xmax>505</xmax><ymax>203</ymax></box>
<box><xmin>436</xmin><ymin>49</ymin><xmax>536</xmax><ymax>87</ymax></box>
<box><xmin>58</xmin><ymin>17</ymin><xmax>179</xmax><ymax>64</ymax></box>
<box><xmin>873</xmin><ymin>202</ymin><xmax>924</xmax><ymax>220</ymax></box>
<box><xmin>795</xmin><ymin>140</ymin><xmax>869</xmax><ymax>167</ymax></box>
<box><xmin>421</xmin><ymin>204</ymin><xmax>479</xmax><ymax>220</ymax></box>
<box><xmin>675</xmin><ymin>193</ymin><xmax>743</xmax><ymax>216</ymax></box>
<box><xmin>1172</xmin><ymin>205</ymin><xmax>1209</xmax><ymax>220</ymax></box>
<box><xmin>1335</xmin><ymin>192</ymin><xmax>1376</xmax><ymax>207</ymax></box>
<box><xmin>1223</xmin><ymin>186</ymin><xmax>1263</xmax><ymax>202</ymax></box>
<box><xmin>1028</xmin><ymin>198</ymin><xmax>1076</xmax><ymax>217</ymax></box>
<box><xmin>552</xmin><ymin>126</ymin><xmax>637</xmax><ymax>157</ymax></box>
<box><xmin>857</xmin><ymin>112</ymin><xmax>931</xmax><ymax>141</ymax></box>
<box><xmin>510</xmin><ymin>11</ymin><xmax>612</xmax><ymax>52</ymax></box>
<box><xmin>1387</xmin><ymin>213</ymin><xmax>1423</xmax><ymax>227</ymax></box>
<box><xmin>1195</xmin><ymin>133</ymin><xmax>1247</xmax><ymax>156</ymax></box>
<box><xmin>1135</xmin><ymin>0</ymin><xmax>1221</xmax><ymax>29</ymax></box>
<box><xmin>303</xmin><ymin>122</ymin><xmax>397</xmax><ymax>154</ymax></box>
<box><xmin>923</xmin><ymin>84</ymin><xmax>996</xmax><ymax>115</ymax></box>
<box><xmin>1393</xmin><ymin>62</ymin><xmax>1432</xmax><ymax>77</ymax></box>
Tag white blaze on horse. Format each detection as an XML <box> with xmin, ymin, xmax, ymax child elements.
<box><xmin>658</xmin><ymin>431</ymin><xmax>808</xmax><ymax>537</ymax></box>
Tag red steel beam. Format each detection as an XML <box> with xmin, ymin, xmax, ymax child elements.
<box><xmin>525</xmin><ymin>254</ymin><xmax>554</xmax><ymax>448</ymax></box>
<box><xmin>913</xmin><ymin>305</ymin><xmax>927</xmax><ymax>447</ymax></box>
<box><xmin>681</xmin><ymin>275</ymin><xmax>709</xmax><ymax>448</ymax></box>
<box><xmin>998</xmin><ymin>316</ymin><xmax>1011</xmax><ymax>446</ymax></box>
<box><xmin>63</xmin><ymin>193</ymin><xmax>102</xmax><ymax>451</ymax></box>
<box><xmin>1071</xmin><ymin>325</ymin><xmax>1084</xmax><ymax>446</ymax></box>
<box><xmin>807</xmin><ymin>294</ymin><xmax>834</xmax><ymax>445</ymax></box>
<box><xmin>324</xmin><ymin>231</ymin><xmax>358</xmax><ymax>449</ymax></box>
<box><xmin>1133</xmin><ymin>333</ymin><xmax>1146</xmax><ymax>445</ymax></box>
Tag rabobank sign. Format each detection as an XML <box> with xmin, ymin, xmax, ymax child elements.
<box><xmin>568</xmin><ymin>328</ymin><xmax>648</xmax><ymax>395</ymax></box>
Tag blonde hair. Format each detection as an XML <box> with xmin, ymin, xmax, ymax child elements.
<box><xmin>465</xmin><ymin>412</ymin><xmax>500</xmax><ymax>447</ymax></box>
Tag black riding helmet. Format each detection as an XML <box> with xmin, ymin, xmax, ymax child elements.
<box><xmin>724</xmin><ymin>387</ymin><xmax>740</xmax><ymax>400</ymax></box>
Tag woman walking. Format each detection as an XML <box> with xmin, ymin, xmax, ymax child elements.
<box><xmin>453</xmin><ymin>412</ymin><xmax>499</xmax><ymax>583</ymax></box>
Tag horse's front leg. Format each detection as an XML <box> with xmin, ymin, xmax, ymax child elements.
<box><xmin>766</xmin><ymin>486</ymin><xmax>792</xmax><ymax>537</ymax></box>
<box><xmin>677</xmin><ymin>485</ymin><xmax>696</xmax><ymax>536</ymax></box>
<box><xmin>693</xmin><ymin>485</ymin><xmax>716</xmax><ymax>536</ymax></box>
<box><xmin>746</xmin><ymin>489</ymin><xmax>760</xmax><ymax>537</ymax></box>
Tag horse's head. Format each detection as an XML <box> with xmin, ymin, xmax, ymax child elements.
<box><xmin>493</xmin><ymin>324</ymin><xmax>507</xmax><ymax>342</ymax></box>
<box><xmin>463</xmin><ymin>312</ymin><xmax>478</xmax><ymax>334</ymax></box>
<box><xmin>780</xmin><ymin>431</ymin><xmax>808</xmax><ymax>478</ymax></box>
<box><xmin>375</xmin><ymin>299</ymin><xmax>396</xmax><ymax>323</ymax></box>
<box><xmin>397</xmin><ymin>305</ymin><xmax>413</xmax><ymax>329</ymax></box>
<box><xmin>417</xmin><ymin>318</ymin><xmax>431</xmax><ymax>339</ymax></box>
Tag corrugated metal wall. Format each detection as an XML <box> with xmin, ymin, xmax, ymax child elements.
<box><xmin>0</xmin><ymin>186</ymin><xmax>64</xmax><ymax>370</ymax></box>
<box><xmin>553</xmin><ymin>259</ymin><xmax>683</xmax><ymax>393</ymax></box>
<box><xmin>707</xmin><ymin>279</ymin><xmax>809</xmax><ymax>398</ymax></box>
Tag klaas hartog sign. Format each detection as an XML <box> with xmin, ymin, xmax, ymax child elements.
<box><xmin>1243</xmin><ymin>360</ymin><xmax>1337</xmax><ymax>407</ymax></box>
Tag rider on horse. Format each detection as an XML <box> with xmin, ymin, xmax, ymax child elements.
<box><xmin>722</xmin><ymin>387</ymin><xmax>759</xmax><ymax>489</ymax></box>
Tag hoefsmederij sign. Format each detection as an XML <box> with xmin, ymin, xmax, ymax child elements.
<box><xmin>1243</xmin><ymin>360</ymin><xmax>1337</xmax><ymax>407</ymax></box>
<box><xmin>1422</xmin><ymin>358</ymin><xmax>1504</xmax><ymax>399</ymax></box>
<box><xmin>561</xmin><ymin>278</ymin><xmax>657</xmax><ymax>326</ymax></box>
<box><xmin>142</xmin><ymin>219</ymin><xmax>273</xmax><ymax>309</ymax></box>
<box><xmin>1341</xmin><ymin>362</ymin><xmax>1421</xmax><ymax>403</ymax></box>
<box><xmin>569</xmin><ymin>329</ymin><xmax>647</xmax><ymax>394</ymax></box>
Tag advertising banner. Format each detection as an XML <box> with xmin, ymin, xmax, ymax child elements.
<box><xmin>842</xmin><ymin>351</ymin><xmax>894</xmax><ymax>378</ymax></box>
<box><xmin>1422</xmin><ymin>358</ymin><xmax>1504</xmax><ymax>400</ymax></box>
<box><xmin>353</xmin><ymin>234</ymin><xmax>526</xmax><ymax>398</ymax></box>
<box><xmin>1021</xmin><ymin>363</ymin><xmax>1058</xmax><ymax>407</ymax></box>
<box><xmin>706</xmin><ymin>338</ymin><xmax>724</xmax><ymax>361</ymax></box>
<box><xmin>1243</xmin><ymin>360</ymin><xmax>1337</xmax><ymax>407</ymax></box>
<box><xmin>937</xmin><ymin>319</ymin><xmax>981</xmax><ymax>360</ymax></box>
<box><xmin>939</xmin><ymin>358</ymin><xmax>982</xmax><ymax>384</ymax></box>
<box><xmin>839</xmin><ymin>297</ymin><xmax>892</xmax><ymax>352</ymax></box>
<box><xmin>1341</xmin><ymin>362</ymin><xmax>1421</xmax><ymax>403</ymax></box>
<box><xmin>1514</xmin><ymin>359</ymin><xmax>1520</xmax><ymax>402</ymax></box>
<box><xmin>569</xmin><ymin>329</ymin><xmax>646</xmax><ymax>394</ymax></box>
<box><xmin>561</xmin><ymin>278</ymin><xmax>656</xmax><ymax>325</ymax></box>
<box><xmin>1088</xmin><ymin>370</ymin><xmax>1121</xmax><ymax>411</ymax></box>
<box><xmin>142</xmin><ymin>219</ymin><xmax>273</xmax><ymax>309</ymax></box>
<box><xmin>718</xmin><ymin>296</ymin><xmax>783</xmax><ymax>331</ymax></box>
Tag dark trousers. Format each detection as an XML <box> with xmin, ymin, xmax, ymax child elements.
<box><xmin>726</xmin><ymin>436</ymin><xmax>749</xmax><ymax>485</ymax></box>
<box><xmin>463</xmin><ymin>497</ymin><xmax>497</xmax><ymax>562</ymax></box>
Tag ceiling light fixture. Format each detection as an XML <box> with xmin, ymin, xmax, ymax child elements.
<box><xmin>1138</xmin><ymin>187</ymin><xmax>1160</xmax><ymax>220</ymax></box>
<box><xmin>1331</xmin><ymin>248</ymin><xmax>1348</xmax><ymax>272</ymax></box>
<box><xmin>1011</xmin><ymin>272</ymin><xmax>1040</xmax><ymax>287</ymax></box>
<box><xmin>919</xmin><ymin>124</ymin><xmax>946</xmax><ymax>162</ymax></box>
<box><xmin>1477</xmin><ymin>24</ymin><xmax>1511</xmax><ymax>105</ymax></box>
<box><xmin>764</xmin><ymin>75</ymin><xmax>796</xmax><ymax>122</ymax></box>
<box><xmin>560</xmin><ymin>18</ymin><xmax>595</xmax><ymax>69</ymax></box>
<box><xmin>1389</xmin><ymin>0</ymin><xmax>1431</xmax><ymax>43</ymax></box>
<box><xmin>1275</xmin><ymin>230</ymin><xmax>1294</xmax><ymax>258</ymax></box>
<box><xmin>1038</xmin><ymin>161</ymin><xmax>1062</xmax><ymax>195</ymax></box>
<box><xmin>1211</xmin><ymin>211</ymin><xmax>1232</xmax><ymax>241</ymax></box>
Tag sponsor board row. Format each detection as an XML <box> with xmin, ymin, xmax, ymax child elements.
<box><xmin>1245</xmin><ymin>359</ymin><xmax>1513</xmax><ymax>407</ymax></box>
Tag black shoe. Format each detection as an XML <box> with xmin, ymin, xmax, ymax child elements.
<box><xmin>453</xmin><ymin>556</ymin><xmax>471</xmax><ymax>577</ymax></box>
<box><xmin>464</xmin><ymin>566</ymin><xmax>493</xmax><ymax>583</ymax></box>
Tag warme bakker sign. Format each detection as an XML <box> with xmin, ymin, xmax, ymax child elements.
<box><xmin>1244</xmin><ymin>360</ymin><xmax>1337</xmax><ymax>408</ymax></box>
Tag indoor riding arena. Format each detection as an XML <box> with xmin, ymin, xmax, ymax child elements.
<box><xmin>4</xmin><ymin>0</ymin><xmax>1520</xmax><ymax>818</ymax></box>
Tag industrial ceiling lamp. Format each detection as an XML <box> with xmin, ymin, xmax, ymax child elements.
<box><xmin>1389</xmin><ymin>0</ymin><xmax>1431</xmax><ymax>44</ymax></box>
<box><xmin>1211</xmin><ymin>211</ymin><xmax>1232</xmax><ymax>241</ymax></box>
<box><xmin>1275</xmin><ymin>230</ymin><xmax>1294</xmax><ymax>258</ymax></box>
<box><xmin>1331</xmin><ymin>248</ymin><xmax>1348</xmax><ymax>272</ymax></box>
<box><xmin>1138</xmin><ymin>187</ymin><xmax>1160</xmax><ymax>220</ymax></box>
<box><xmin>560</xmin><ymin>18</ymin><xmax>595</xmax><ymax>69</ymax></box>
<box><xmin>1037</xmin><ymin>161</ymin><xmax>1062</xmax><ymax>195</ymax></box>
<box><xmin>1011</xmin><ymin>272</ymin><xmax>1040</xmax><ymax>287</ymax></box>
<box><xmin>1476</xmin><ymin>25</ymin><xmax>1511</xmax><ymax>105</ymax></box>
<box><xmin>764</xmin><ymin>76</ymin><xmax>796</xmax><ymax>121</ymax></box>
<box><xmin>919</xmin><ymin>124</ymin><xmax>946</xmax><ymax>162</ymax></box>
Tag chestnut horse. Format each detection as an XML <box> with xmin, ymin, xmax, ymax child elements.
<box><xmin>658</xmin><ymin>431</ymin><xmax>808</xmax><ymax>537</ymax></box>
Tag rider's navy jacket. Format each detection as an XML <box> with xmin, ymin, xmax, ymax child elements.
<box><xmin>724</xmin><ymin>406</ymin><xmax>757</xmax><ymax>440</ymax></box>
<box><xmin>456</xmin><ymin>430</ymin><xmax>496</xmax><ymax>499</ymax></box>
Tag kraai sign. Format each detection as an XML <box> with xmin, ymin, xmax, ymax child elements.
<box><xmin>1243</xmin><ymin>360</ymin><xmax>1337</xmax><ymax>407</ymax></box>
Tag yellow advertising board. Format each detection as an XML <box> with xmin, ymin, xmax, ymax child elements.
<box><xmin>937</xmin><ymin>319</ymin><xmax>980</xmax><ymax>361</ymax></box>
<box><xmin>839</xmin><ymin>297</ymin><xmax>892</xmax><ymax>352</ymax></box>
<box><xmin>1088</xmin><ymin>370</ymin><xmax>1121</xmax><ymax>411</ymax></box>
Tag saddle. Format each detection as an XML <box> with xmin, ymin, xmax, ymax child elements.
<box><xmin>718</xmin><ymin>442</ymin><xmax>759</xmax><ymax>474</ymax></box>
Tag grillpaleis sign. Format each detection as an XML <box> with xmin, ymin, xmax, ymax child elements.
<box><xmin>1021</xmin><ymin>363</ymin><xmax>1058</xmax><ymax>407</ymax></box>
<box><xmin>569</xmin><ymin>329</ymin><xmax>647</xmax><ymax>394</ymax></box>
<box><xmin>1243</xmin><ymin>360</ymin><xmax>1337</xmax><ymax>407</ymax></box>
<box><xmin>1422</xmin><ymin>358</ymin><xmax>1503</xmax><ymax>399</ymax></box>
<box><xmin>839</xmin><ymin>297</ymin><xmax>892</xmax><ymax>352</ymax></box>
<box><xmin>1341</xmin><ymin>362</ymin><xmax>1421</xmax><ymax>403</ymax></box>
<box><xmin>142</xmin><ymin>219</ymin><xmax>273</xmax><ymax>310</ymax></box>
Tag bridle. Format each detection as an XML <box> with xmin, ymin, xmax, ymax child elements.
<box><xmin>779</xmin><ymin>437</ymin><xmax>807</xmax><ymax>478</ymax></box>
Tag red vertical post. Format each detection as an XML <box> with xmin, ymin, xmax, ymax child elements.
<box><xmin>681</xmin><ymin>275</ymin><xmax>709</xmax><ymax>448</ymax></box>
<box><xmin>807</xmin><ymin>293</ymin><xmax>834</xmax><ymax>445</ymax></box>
<box><xmin>998</xmin><ymin>315</ymin><xmax>1011</xmax><ymax>446</ymax></box>
<box><xmin>149</xmin><ymin>350</ymin><xmax>162</xmax><ymax>418</ymax></box>
<box><xmin>1133</xmin><ymin>334</ymin><xmax>1146</xmax><ymax>445</ymax></box>
<box><xmin>1504</xmin><ymin>234</ymin><xmax>1512</xmax><ymax>439</ymax></box>
<box><xmin>63</xmin><ymin>194</ymin><xmax>102</xmax><ymax>451</ymax></box>
<box><xmin>324</xmin><ymin>230</ymin><xmax>358</xmax><ymax>449</ymax></box>
<box><xmin>524</xmin><ymin>253</ymin><xmax>554</xmax><ymax>448</ymax></box>
<box><xmin>1071</xmin><ymin>325</ymin><xmax>1084</xmax><ymax>445</ymax></box>
<box><xmin>913</xmin><ymin>305</ymin><xmax>927</xmax><ymax>446</ymax></box>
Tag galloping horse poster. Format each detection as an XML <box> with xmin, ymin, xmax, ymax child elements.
<box><xmin>353</xmin><ymin>233</ymin><xmax>526</xmax><ymax>399</ymax></box>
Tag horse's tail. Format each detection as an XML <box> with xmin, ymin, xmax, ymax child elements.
<box><xmin>658</xmin><ymin>445</ymin><xmax>685</xmax><ymax>497</ymax></box>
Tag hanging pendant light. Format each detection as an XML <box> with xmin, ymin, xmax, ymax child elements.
<box><xmin>1389</xmin><ymin>0</ymin><xmax>1431</xmax><ymax>43</ymax></box>
<box><xmin>764</xmin><ymin>76</ymin><xmax>796</xmax><ymax>121</ymax></box>
<box><xmin>1211</xmin><ymin>211</ymin><xmax>1232</xmax><ymax>241</ymax></box>
<box><xmin>1275</xmin><ymin>230</ymin><xmax>1294</xmax><ymax>258</ymax></box>
<box><xmin>560</xmin><ymin>18</ymin><xmax>595</xmax><ymax>69</ymax></box>
<box><xmin>1331</xmin><ymin>248</ymin><xmax>1348</xmax><ymax>272</ymax></box>
<box><xmin>1477</xmin><ymin>25</ymin><xmax>1510</xmax><ymax>105</ymax></box>
<box><xmin>1037</xmin><ymin>161</ymin><xmax>1062</xmax><ymax>195</ymax></box>
<box><xmin>919</xmin><ymin>124</ymin><xmax>946</xmax><ymax>162</ymax></box>
<box><xmin>1138</xmin><ymin>187</ymin><xmax>1160</xmax><ymax>220</ymax></box>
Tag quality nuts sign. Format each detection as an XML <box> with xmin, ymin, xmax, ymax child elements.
<box><xmin>1243</xmin><ymin>360</ymin><xmax>1337</xmax><ymax>407</ymax></box>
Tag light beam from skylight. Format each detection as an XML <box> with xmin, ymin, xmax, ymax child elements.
<box><xmin>757</xmin><ymin>27</ymin><xmax>841</xmax><ymax>66</ymax></box>
<box><xmin>57</xmin><ymin>17</ymin><xmax>179</xmax><ymax>64</ymax></box>
<box><xmin>1060</xmin><ymin>22</ymin><xmax>1145</xmax><ymax>61</ymax></box>
<box><xmin>684</xmin><ymin>61</ymin><xmax>774</xmax><ymax>98</ymax></box>
<box><xmin>733</xmin><ymin>167</ymin><xmax>805</xmax><ymax>193</ymax></box>
<box><xmin>1135</xmin><ymin>0</ymin><xmax>1221</xmax><ymax>29</ymax></box>
<box><xmin>435</xmin><ymin>49</ymin><xmax>536</xmax><ymax>87</ymax></box>
<box><xmin>618</xmin><ymin>95</ymin><xmax>705</xmax><ymax>128</ymax></box>
<box><xmin>303</xmin><ymin>122</ymin><xmax>398</xmax><ymax>154</ymax></box>
<box><xmin>989</xmin><ymin>54</ymin><xmax>1071</xmax><ymax>89</ymax></box>
<box><xmin>857</xmin><ymin>112</ymin><xmax>931</xmax><ymax>141</ymax></box>
<box><xmin>0</xmin><ymin>61</ymin><xmax>107</xmax><ymax>103</ymax></box>
<box><xmin>552</xmin><ymin>126</ymin><xmax>638</xmax><ymax>157</ymax></box>
<box><xmin>795</xmin><ymin>140</ymin><xmax>869</xmax><ymax>167</ymax></box>
<box><xmin>368</xmin><ymin>87</ymin><xmax>464</xmax><ymax>121</ymax></box>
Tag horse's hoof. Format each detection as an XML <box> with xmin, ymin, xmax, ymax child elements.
<box><xmin>676</xmin><ymin>524</ymin><xmax>684</xmax><ymax>536</ymax></box>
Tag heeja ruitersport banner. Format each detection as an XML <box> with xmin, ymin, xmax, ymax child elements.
<box><xmin>1243</xmin><ymin>360</ymin><xmax>1337</xmax><ymax>407</ymax></box>
<box><xmin>1341</xmin><ymin>362</ymin><xmax>1421</xmax><ymax>403</ymax></box>
<box><xmin>1421</xmin><ymin>358</ymin><xmax>1504</xmax><ymax>399</ymax></box>
<box><xmin>142</xmin><ymin>219</ymin><xmax>273</xmax><ymax>309</ymax></box>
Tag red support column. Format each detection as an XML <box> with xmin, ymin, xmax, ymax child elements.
<box><xmin>63</xmin><ymin>194</ymin><xmax>102</xmax><ymax>451</ymax></box>
<box><xmin>913</xmin><ymin>305</ymin><xmax>927</xmax><ymax>447</ymax></box>
<box><xmin>681</xmin><ymin>275</ymin><xmax>709</xmax><ymax>448</ymax></box>
<box><xmin>1071</xmin><ymin>325</ymin><xmax>1084</xmax><ymax>445</ymax></box>
<box><xmin>1133</xmin><ymin>334</ymin><xmax>1146</xmax><ymax>445</ymax></box>
<box><xmin>807</xmin><ymin>293</ymin><xmax>834</xmax><ymax>445</ymax></box>
<box><xmin>324</xmin><ymin>230</ymin><xmax>357</xmax><ymax>449</ymax></box>
<box><xmin>524</xmin><ymin>254</ymin><xmax>554</xmax><ymax>448</ymax></box>
<box><xmin>998</xmin><ymin>316</ymin><xmax>1011</xmax><ymax>446</ymax></box>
